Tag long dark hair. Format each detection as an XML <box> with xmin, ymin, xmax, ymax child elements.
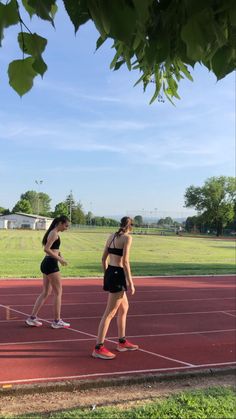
<box><xmin>115</xmin><ymin>216</ymin><xmax>133</xmax><ymax>237</ymax></box>
<box><xmin>42</xmin><ymin>215</ymin><xmax>69</xmax><ymax>245</ymax></box>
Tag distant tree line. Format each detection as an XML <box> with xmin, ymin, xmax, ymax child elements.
<box><xmin>1</xmin><ymin>176</ymin><xmax>235</xmax><ymax>235</ymax></box>
<box><xmin>184</xmin><ymin>176</ymin><xmax>236</xmax><ymax>236</ymax></box>
<box><xmin>133</xmin><ymin>176</ymin><xmax>235</xmax><ymax>236</ymax></box>
<box><xmin>133</xmin><ymin>215</ymin><xmax>181</xmax><ymax>228</ymax></box>
<box><xmin>0</xmin><ymin>190</ymin><xmax>119</xmax><ymax>227</ymax></box>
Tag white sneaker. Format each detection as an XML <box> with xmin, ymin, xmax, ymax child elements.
<box><xmin>51</xmin><ymin>319</ymin><xmax>70</xmax><ymax>329</ymax></box>
<box><xmin>25</xmin><ymin>317</ymin><xmax>42</xmax><ymax>327</ymax></box>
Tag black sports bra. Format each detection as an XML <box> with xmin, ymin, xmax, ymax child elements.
<box><xmin>107</xmin><ymin>235</ymin><xmax>123</xmax><ymax>256</ymax></box>
<box><xmin>108</xmin><ymin>247</ymin><xmax>123</xmax><ymax>256</ymax></box>
<box><xmin>50</xmin><ymin>236</ymin><xmax>60</xmax><ymax>250</ymax></box>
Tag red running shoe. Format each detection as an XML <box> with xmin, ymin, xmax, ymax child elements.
<box><xmin>92</xmin><ymin>346</ymin><xmax>116</xmax><ymax>360</ymax></box>
<box><xmin>117</xmin><ymin>340</ymin><xmax>139</xmax><ymax>352</ymax></box>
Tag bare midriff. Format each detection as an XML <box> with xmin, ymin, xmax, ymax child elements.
<box><xmin>45</xmin><ymin>250</ymin><xmax>60</xmax><ymax>257</ymax></box>
<box><xmin>108</xmin><ymin>254</ymin><xmax>123</xmax><ymax>268</ymax></box>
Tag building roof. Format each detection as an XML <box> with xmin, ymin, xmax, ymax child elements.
<box><xmin>15</xmin><ymin>212</ymin><xmax>53</xmax><ymax>220</ymax></box>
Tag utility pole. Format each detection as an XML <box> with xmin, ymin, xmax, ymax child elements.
<box><xmin>69</xmin><ymin>190</ymin><xmax>73</xmax><ymax>223</ymax></box>
<box><xmin>35</xmin><ymin>180</ymin><xmax>43</xmax><ymax>215</ymax></box>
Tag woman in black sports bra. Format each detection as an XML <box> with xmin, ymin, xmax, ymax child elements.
<box><xmin>92</xmin><ymin>217</ymin><xmax>139</xmax><ymax>360</ymax></box>
<box><xmin>25</xmin><ymin>215</ymin><xmax>71</xmax><ymax>329</ymax></box>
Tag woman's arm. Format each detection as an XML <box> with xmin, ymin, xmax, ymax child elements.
<box><xmin>101</xmin><ymin>234</ymin><xmax>112</xmax><ymax>273</ymax></box>
<box><xmin>101</xmin><ymin>246</ymin><xmax>109</xmax><ymax>273</ymax></box>
<box><xmin>122</xmin><ymin>235</ymin><xmax>135</xmax><ymax>294</ymax></box>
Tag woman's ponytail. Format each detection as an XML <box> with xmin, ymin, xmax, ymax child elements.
<box><xmin>115</xmin><ymin>216</ymin><xmax>133</xmax><ymax>236</ymax></box>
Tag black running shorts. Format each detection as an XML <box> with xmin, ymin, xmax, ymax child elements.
<box><xmin>103</xmin><ymin>265</ymin><xmax>127</xmax><ymax>293</ymax></box>
<box><xmin>40</xmin><ymin>256</ymin><xmax>59</xmax><ymax>275</ymax></box>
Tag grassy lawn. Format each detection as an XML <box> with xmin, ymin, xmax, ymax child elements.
<box><xmin>17</xmin><ymin>387</ymin><xmax>236</xmax><ymax>419</ymax></box>
<box><xmin>0</xmin><ymin>229</ymin><xmax>235</xmax><ymax>277</ymax></box>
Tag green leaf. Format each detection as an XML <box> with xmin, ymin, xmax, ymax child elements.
<box><xmin>132</xmin><ymin>32</ymin><xmax>142</xmax><ymax>50</ymax></box>
<box><xmin>132</xmin><ymin>0</ymin><xmax>153</xmax><ymax>25</ymax></box>
<box><xmin>149</xmin><ymin>68</ymin><xmax>163</xmax><ymax>105</ymax></box>
<box><xmin>96</xmin><ymin>35</ymin><xmax>107</xmax><ymax>50</ymax></box>
<box><xmin>0</xmin><ymin>0</ymin><xmax>19</xmax><ymax>27</ymax></box>
<box><xmin>22</xmin><ymin>0</ymin><xmax>35</xmax><ymax>17</ymax></box>
<box><xmin>177</xmin><ymin>60</ymin><xmax>194</xmax><ymax>81</ymax></box>
<box><xmin>211</xmin><ymin>46</ymin><xmax>236</xmax><ymax>80</ymax></box>
<box><xmin>18</xmin><ymin>32</ymin><xmax>47</xmax><ymax>56</ymax></box>
<box><xmin>230</xmin><ymin>10</ymin><xmax>236</xmax><ymax>27</ymax></box>
<box><xmin>114</xmin><ymin>59</ymin><xmax>125</xmax><ymax>70</ymax></box>
<box><xmin>183</xmin><ymin>0</ymin><xmax>209</xmax><ymax>16</ymax></box>
<box><xmin>27</xmin><ymin>0</ymin><xmax>57</xmax><ymax>25</ymax></box>
<box><xmin>110</xmin><ymin>49</ymin><xmax>122</xmax><ymax>70</ymax></box>
<box><xmin>166</xmin><ymin>76</ymin><xmax>180</xmax><ymax>99</ymax></box>
<box><xmin>86</xmin><ymin>0</ymin><xmax>107</xmax><ymax>38</ymax></box>
<box><xmin>89</xmin><ymin>0</ymin><xmax>137</xmax><ymax>44</ymax></box>
<box><xmin>32</xmin><ymin>56</ymin><xmax>47</xmax><ymax>77</ymax></box>
<box><xmin>149</xmin><ymin>88</ymin><xmax>159</xmax><ymax>105</ymax></box>
<box><xmin>50</xmin><ymin>3</ymin><xmax>58</xmax><ymax>19</ymax></box>
<box><xmin>8</xmin><ymin>57</ymin><xmax>38</xmax><ymax>96</ymax></box>
<box><xmin>133</xmin><ymin>73</ymin><xmax>145</xmax><ymax>87</ymax></box>
<box><xmin>0</xmin><ymin>0</ymin><xmax>19</xmax><ymax>45</ymax></box>
<box><xmin>181</xmin><ymin>13</ymin><xmax>207</xmax><ymax>60</ymax></box>
<box><xmin>100</xmin><ymin>5</ymin><xmax>111</xmax><ymax>34</ymax></box>
<box><xmin>63</xmin><ymin>0</ymin><xmax>90</xmax><ymax>33</ymax></box>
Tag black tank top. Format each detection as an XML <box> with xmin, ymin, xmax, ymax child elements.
<box><xmin>107</xmin><ymin>234</ymin><xmax>123</xmax><ymax>256</ymax></box>
<box><xmin>50</xmin><ymin>236</ymin><xmax>60</xmax><ymax>249</ymax></box>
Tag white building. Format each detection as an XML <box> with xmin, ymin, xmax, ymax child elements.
<box><xmin>0</xmin><ymin>219</ymin><xmax>8</xmax><ymax>229</ymax></box>
<box><xmin>0</xmin><ymin>213</ymin><xmax>53</xmax><ymax>230</ymax></box>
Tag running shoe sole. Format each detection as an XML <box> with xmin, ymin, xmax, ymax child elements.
<box><xmin>116</xmin><ymin>346</ymin><xmax>139</xmax><ymax>352</ymax></box>
<box><xmin>51</xmin><ymin>324</ymin><xmax>70</xmax><ymax>329</ymax></box>
<box><xmin>25</xmin><ymin>320</ymin><xmax>42</xmax><ymax>327</ymax></box>
<box><xmin>92</xmin><ymin>351</ymin><xmax>116</xmax><ymax>360</ymax></box>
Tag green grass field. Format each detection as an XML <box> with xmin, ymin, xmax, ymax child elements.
<box><xmin>0</xmin><ymin>229</ymin><xmax>234</xmax><ymax>278</ymax></box>
<box><xmin>16</xmin><ymin>387</ymin><xmax>235</xmax><ymax>419</ymax></box>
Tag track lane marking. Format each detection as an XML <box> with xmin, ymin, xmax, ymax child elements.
<box><xmin>0</xmin><ymin>304</ymin><xmax>191</xmax><ymax>367</ymax></box>
<box><xmin>1</xmin><ymin>286</ymin><xmax>235</xmax><ymax>297</ymax></box>
<box><xmin>1</xmin><ymin>309</ymin><xmax>236</xmax><ymax>323</ymax></box>
<box><xmin>0</xmin><ymin>361</ymin><xmax>236</xmax><ymax>386</ymax></box>
<box><xmin>1</xmin><ymin>329</ymin><xmax>235</xmax><ymax>347</ymax></box>
<box><xmin>221</xmin><ymin>311</ymin><xmax>236</xmax><ymax>318</ymax></box>
<box><xmin>3</xmin><ymin>297</ymin><xmax>235</xmax><ymax>307</ymax></box>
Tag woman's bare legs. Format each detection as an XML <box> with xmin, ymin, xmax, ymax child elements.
<box><xmin>116</xmin><ymin>292</ymin><xmax>129</xmax><ymax>339</ymax></box>
<box><xmin>96</xmin><ymin>291</ymin><xmax>124</xmax><ymax>344</ymax></box>
<box><xmin>48</xmin><ymin>272</ymin><xmax>62</xmax><ymax>320</ymax></box>
<box><xmin>31</xmin><ymin>275</ymin><xmax>52</xmax><ymax>317</ymax></box>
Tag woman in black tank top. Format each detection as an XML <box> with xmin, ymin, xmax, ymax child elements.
<box><xmin>25</xmin><ymin>215</ymin><xmax>71</xmax><ymax>329</ymax></box>
<box><xmin>92</xmin><ymin>217</ymin><xmax>139</xmax><ymax>360</ymax></box>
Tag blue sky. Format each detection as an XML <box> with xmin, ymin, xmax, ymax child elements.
<box><xmin>0</xmin><ymin>3</ymin><xmax>235</xmax><ymax>218</ymax></box>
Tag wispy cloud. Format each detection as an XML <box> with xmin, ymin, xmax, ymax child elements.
<box><xmin>0</xmin><ymin>111</ymin><xmax>234</xmax><ymax>171</ymax></box>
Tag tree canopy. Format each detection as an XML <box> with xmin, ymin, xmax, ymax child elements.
<box><xmin>1</xmin><ymin>0</ymin><xmax>235</xmax><ymax>102</ymax></box>
<box><xmin>134</xmin><ymin>215</ymin><xmax>143</xmax><ymax>226</ymax></box>
<box><xmin>184</xmin><ymin>176</ymin><xmax>236</xmax><ymax>236</ymax></box>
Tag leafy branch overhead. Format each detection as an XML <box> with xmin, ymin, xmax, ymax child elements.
<box><xmin>0</xmin><ymin>0</ymin><xmax>235</xmax><ymax>102</ymax></box>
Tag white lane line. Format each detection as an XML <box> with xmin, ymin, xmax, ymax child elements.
<box><xmin>1</xmin><ymin>287</ymin><xmax>235</xmax><ymax>298</ymax></box>
<box><xmin>3</xmin><ymin>297</ymin><xmax>235</xmax><ymax>307</ymax></box>
<box><xmin>1</xmin><ymin>309</ymin><xmax>236</xmax><ymax>323</ymax></box>
<box><xmin>137</xmin><ymin>349</ymin><xmax>194</xmax><ymax>366</ymax></box>
<box><xmin>0</xmin><ymin>329</ymin><xmax>235</xmax><ymax>347</ymax></box>
<box><xmin>121</xmin><ymin>329</ymin><xmax>236</xmax><ymax>339</ymax></box>
<box><xmin>1</xmin><ymin>274</ymin><xmax>235</xmax><ymax>281</ymax></box>
<box><xmin>0</xmin><ymin>361</ymin><xmax>236</xmax><ymax>386</ymax></box>
<box><xmin>0</xmin><ymin>338</ymin><xmax>94</xmax><ymax>346</ymax></box>
<box><xmin>221</xmin><ymin>311</ymin><xmax>236</xmax><ymax>318</ymax></box>
<box><xmin>0</xmin><ymin>304</ymin><xmax>191</xmax><ymax>367</ymax></box>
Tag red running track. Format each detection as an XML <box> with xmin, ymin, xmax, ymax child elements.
<box><xmin>0</xmin><ymin>275</ymin><xmax>235</xmax><ymax>387</ymax></box>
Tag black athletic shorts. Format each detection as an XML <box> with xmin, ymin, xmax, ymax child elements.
<box><xmin>103</xmin><ymin>265</ymin><xmax>127</xmax><ymax>293</ymax></box>
<box><xmin>40</xmin><ymin>256</ymin><xmax>59</xmax><ymax>275</ymax></box>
